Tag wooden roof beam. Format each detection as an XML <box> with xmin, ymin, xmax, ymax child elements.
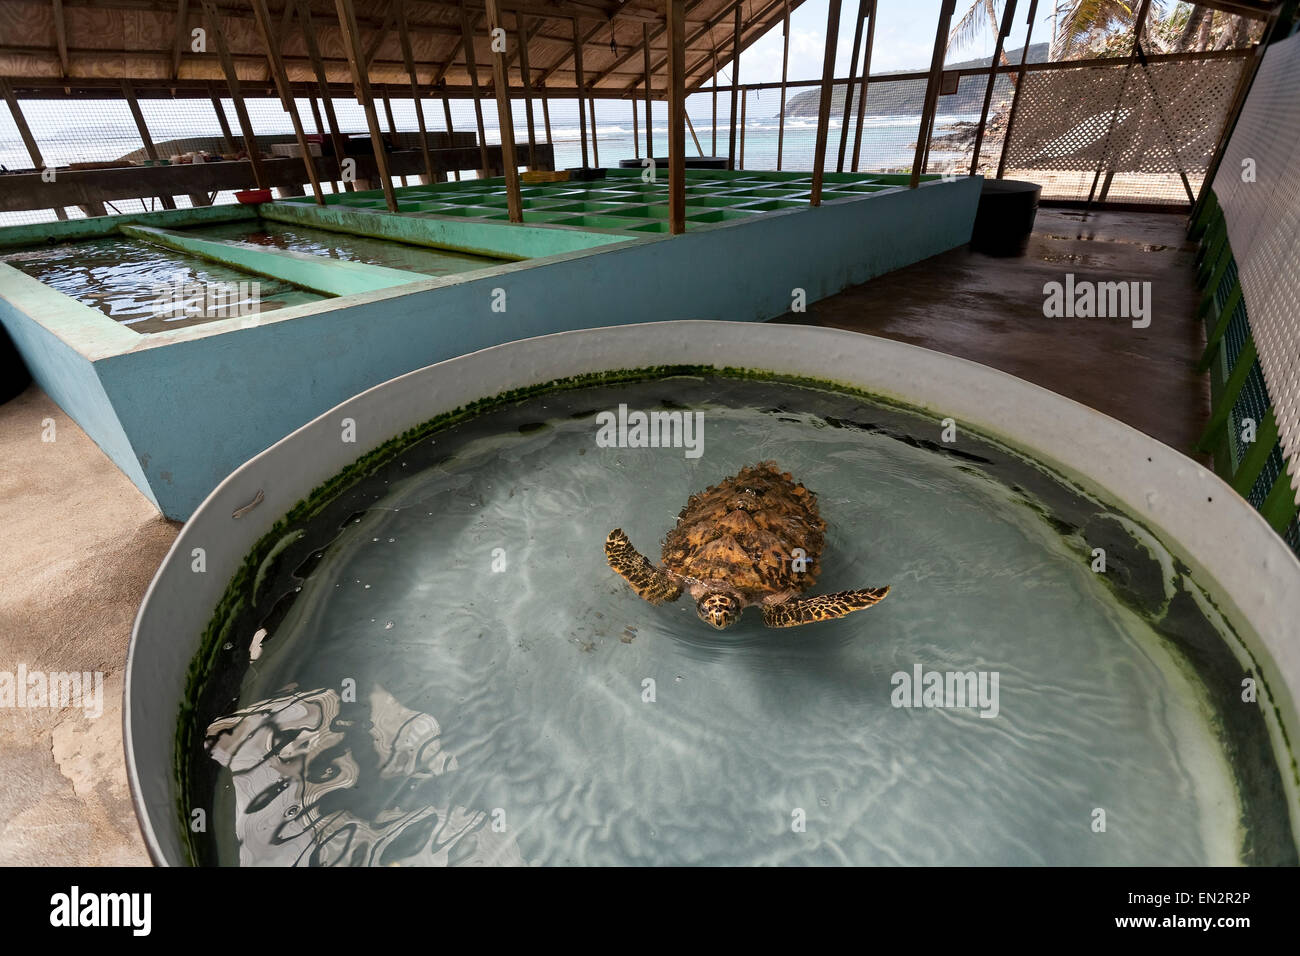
<box><xmin>170</xmin><ymin>0</ymin><xmax>190</xmax><ymax>80</ymax></box>
<box><xmin>607</xmin><ymin>0</ymin><xmax>732</xmax><ymax>95</ymax></box>
<box><xmin>51</xmin><ymin>0</ymin><xmax>70</xmax><ymax>77</ymax></box>
<box><xmin>682</xmin><ymin>0</ymin><xmax>787</xmax><ymax>93</ymax></box>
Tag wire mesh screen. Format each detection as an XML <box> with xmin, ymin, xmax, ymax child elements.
<box><xmin>1000</xmin><ymin>53</ymin><xmax>1248</xmax><ymax>203</ymax></box>
<box><xmin>1211</xmin><ymin>31</ymin><xmax>1300</xmax><ymax>508</ymax></box>
<box><xmin>923</xmin><ymin>73</ymin><xmax>998</xmax><ymax>176</ymax></box>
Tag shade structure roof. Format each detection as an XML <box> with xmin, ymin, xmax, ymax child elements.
<box><xmin>0</xmin><ymin>0</ymin><xmax>804</xmax><ymax>98</ymax></box>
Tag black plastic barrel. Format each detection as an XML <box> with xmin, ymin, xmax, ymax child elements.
<box><xmin>616</xmin><ymin>156</ymin><xmax>730</xmax><ymax>170</ymax></box>
<box><xmin>970</xmin><ymin>179</ymin><xmax>1041</xmax><ymax>257</ymax></box>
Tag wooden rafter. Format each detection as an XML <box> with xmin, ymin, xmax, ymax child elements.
<box><xmin>52</xmin><ymin>0</ymin><xmax>70</xmax><ymax>77</ymax></box>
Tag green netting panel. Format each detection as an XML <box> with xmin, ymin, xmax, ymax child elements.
<box><xmin>1228</xmin><ymin>361</ymin><xmax>1270</xmax><ymax>467</ymax></box>
<box><xmin>1214</xmin><ymin>255</ymin><xmax>1238</xmax><ymax>312</ymax></box>
<box><xmin>1222</xmin><ymin>294</ymin><xmax>1251</xmax><ymax>371</ymax></box>
<box><xmin>1248</xmin><ymin>442</ymin><xmax>1286</xmax><ymax>510</ymax></box>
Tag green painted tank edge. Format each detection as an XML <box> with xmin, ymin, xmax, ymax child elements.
<box><xmin>119</xmin><ymin>224</ymin><xmax>422</xmax><ymax>297</ymax></box>
<box><xmin>0</xmin><ymin>202</ymin><xmax>258</xmax><ymax>249</ymax></box>
<box><xmin>258</xmin><ymin>199</ymin><xmax>631</xmax><ymax>261</ymax></box>
<box><xmin>172</xmin><ymin>357</ymin><xmax>1297</xmax><ymax>864</ymax></box>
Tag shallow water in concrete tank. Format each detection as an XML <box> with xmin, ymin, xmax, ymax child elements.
<box><xmin>185</xmin><ymin>376</ymin><xmax>1296</xmax><ymax>866</ymax></box>
<box><xmin>2</xmin><ymin>237</ymin><xmax>321</xmax><ymax>332</ymax></box>
<box><xmin>191</xmin><ymin>220</ymin><xmax>508</xmax><ymax>276</ymax></box>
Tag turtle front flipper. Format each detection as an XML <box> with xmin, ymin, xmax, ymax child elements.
<box><xmin>762</xmin><ymin>587</ymin><xmax>890</xmax><ymax>628</ymax></box>
<box><xmin>605</xmin><ymin>529</ymin><xmax>683</xmax><ymax>605</ymax></box>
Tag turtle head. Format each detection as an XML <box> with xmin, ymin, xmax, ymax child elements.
<box><xmin>697</xmin><ymin>591</ymin><xmax>742</xmax><ymax>630</ymax></box>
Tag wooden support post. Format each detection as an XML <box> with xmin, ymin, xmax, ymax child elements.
<box><xmin>517</xmin><ymin>13</ymin><xmax>538</xmax><ymax>169</ymax></box>
<box><xmin>643</xmin><ymin>24</ymin><xmax>654</xmax><ymax>159</ymax></box>
<box><xmin>970</xmin><ymin>0</ymin><xmax>1016</xmax><ymax>175</ymax></box>
<box><xmin>251</xmin><ymin>0</ymin><xmax>324</xmax><ymax>204</ymax></box>
<box><xmin>334</xmin><ymin>0</ymin><xmax>397</xmax><ymax>211</ymax></box>
<box><xmin>852</xmin><ymin>0</ymin><xmax>877</xmax><ymax>172</ymax></box>
<box><xmin>728</xmin><ymin>4</ymin><xmax>740</xmax><ymax>170</ymax></box>
<box><xmin>777</xmin><ymin>4</ymin><xmax>789</xmax><ymax>170</ymax></box>
<box><xmin>573</xmin><ymin>19</ymin><xmax>590</xmax><ymax>167</ymax></box>
<box><xmin>589</xmin><ymin>97</ymin><xmax>600</xmax><ymax>167</ymax></box>
<box><xmin>381</xmin><ymin>89</ymin><xmax>407</xmax><ymax>186</ymax></box>
<box><xmin>810</xmin><ymin>0</ymin><xmax>844</xmax><ymax>205</ymax></box>
<box><xmin>398</xmin><ymin>2</ymin><xmax>438</xmax><ymax>186</ymax></box>
<box><xmin>836</xmin><ymin>0</ymin><xmax>868</xmax><ymax>173</ymax></box>
<box><xmin>667</xmin><ymin>0</ymin><xmax>686</xmax><ymax>235</ymax></box>
<box><xmin>541</xmin><ymin>83</ymin><xmax>553</xmax><ymax>145</ymax></box>
<box><xmin>0</xmin><ymin>78</ymin><xmax>66</xmax><ymax>220</ymax></box>
<box><xmin>207</xmin><ymin>81</ymin><xmax>237</xmax><ymax>153</ymax></box>
<box><xmin>686</xmin><ymin>113</ymin><xmax>703</xmax><ymax>156</ymax></box>
<box><xmin>440</xmin><ymin>86</ymin><xmax>461</xmax><ymax>181</ymax></box>
<box><xmin>307</xmin><ymin>96</ymin><xmax>325</xmax><ymax>138</ymax></box>
<box><xmin>382</xmin><ymin>91</ymin><xmax>398</xmax><ymax>136</ymax></box>
<box><xmin>910</xmin><ymin>0</ymin><xmax>956</xmax><ymax>188</ymax></box>
<box><xmin>739</xmin><ymin>89</ymin><xmax>747</xmax><ymax>169</ymax></box>
<box><xmin>711</xmin><ymin>49</ymin><xmax>718</xmax><ymax>157</ymax></box>
<box><xmin>484</xmin><ymin>0</ymin><xmax>523</xmax><ymax>221</ymax></box>
<box><xmin>995</xmin><ymin>0</ymin><xmax>1039</xmax><ymax>180</ymax></box>
<box><xmin>297</xmin><ymin>0</ymin><xmax>352</xmax><ymax>191</ymax></box>
<box><xmin>201</xmin><ymin>0</ymin><xmax>268</xmax><ymax>191</ymax></box>
<box><xmin>459</xmin><ymin>3</ymin><xmax>492</xmax><ymax>178</ymax></box>
<box><xmin>121</xmin><ymin>80</ymin><xmax>177</xmax><ymax>209</ymax></box>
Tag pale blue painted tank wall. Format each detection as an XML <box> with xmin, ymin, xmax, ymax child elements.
<box><xmin>3</xmin><ymin>177</ymin><xmax>981</xmax><ymax>518</ymax></box>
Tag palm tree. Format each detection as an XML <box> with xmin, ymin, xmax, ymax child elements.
<box><xmin>948</xmin><ymin>0</ymin><xmax>1014</xmax><ymax>67</ymax></box>
<box><xmin>1050</xmin><ymin>1</ymin><xmax>1166</xmax><ymax>59</ymax></box>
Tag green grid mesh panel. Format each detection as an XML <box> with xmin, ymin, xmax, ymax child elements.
<box><xmin>1213</xmin><ymin>255</ymin><xmax>1238</xmax><ymax>313</ymax></box>
<box><xmin>1222</xmin><ymin>293</ymin><xmax>1251</xmax><ymax>371</ymax></box>
<box><xmin>1248</xmin><ymin>442</ymin><xmax>1286</xmax><ymax>510</ymax></box>
<box><xmin>1286</xmin><ymin>516</ymin><xmax>1300</xmax><ymax>554</ymax></box>
<box><xmin>1228</xmin><ymin>361</ymin><xmax>1270</xmax><ymax>467</ymax></box>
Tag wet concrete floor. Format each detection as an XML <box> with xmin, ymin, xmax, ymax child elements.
<box><xmin>774</xmin><ymin>208</ymin><xmax>1210</xmax><ymax>459</ymax></box>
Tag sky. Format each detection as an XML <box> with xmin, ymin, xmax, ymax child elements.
<box><xmin>721</xmin><ymin>0</ymin><xmax>1050</xmax><ymax>85</ymax></box>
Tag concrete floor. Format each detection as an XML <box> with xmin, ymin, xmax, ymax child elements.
<box><xmin>776</xmin><ymin>208</ymin><xmax>1210</xmax><ymax>458</ymax></box>
<box><xmin>0</xmin><ymin>386</ymin><xmax>177</xmax><ymax>865</ymax></box>
<box><xmin>0</xmin><ymin>207</ymin><xmax>1207</xmax><ymax>866</ymax></box>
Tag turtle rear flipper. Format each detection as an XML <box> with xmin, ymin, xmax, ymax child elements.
<box><xmin>606</xmin><ymin>529</ymin><xmax>682</xmax><ymax>605</ymax></box>
<box><xmin>762</xmin><ymin>587</ymin><xmax>890</xmax><ymax>628</ymax></box>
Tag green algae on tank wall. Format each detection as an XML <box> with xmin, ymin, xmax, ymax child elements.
<box><xmin>178</xmin><ymin>370</ymin><xmax>1298</xmax><ymax>866</ymax></box>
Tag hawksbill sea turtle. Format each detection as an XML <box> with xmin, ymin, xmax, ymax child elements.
<box><xmin>605</xmin><ymin>461</ymin><xmax>890</xmax><ymax>629</ymax></box>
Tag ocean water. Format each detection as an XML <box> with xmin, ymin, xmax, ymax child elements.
<box><xmin>187</xmin><ymin>375</ymin><xmax>1294</xmax><ymax>866</ymax></box>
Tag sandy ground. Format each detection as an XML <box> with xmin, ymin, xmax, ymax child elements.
<box><xmin>0</xmin><ymin>386</ymin><xmax>177</xmax><ymax>865</ymax></box>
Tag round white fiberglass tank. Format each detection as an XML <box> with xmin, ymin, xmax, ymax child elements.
<box><xmin>126</xmin><ymin>321</ymin><xmax>1300</xmax><ymax>866</ymax></box>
